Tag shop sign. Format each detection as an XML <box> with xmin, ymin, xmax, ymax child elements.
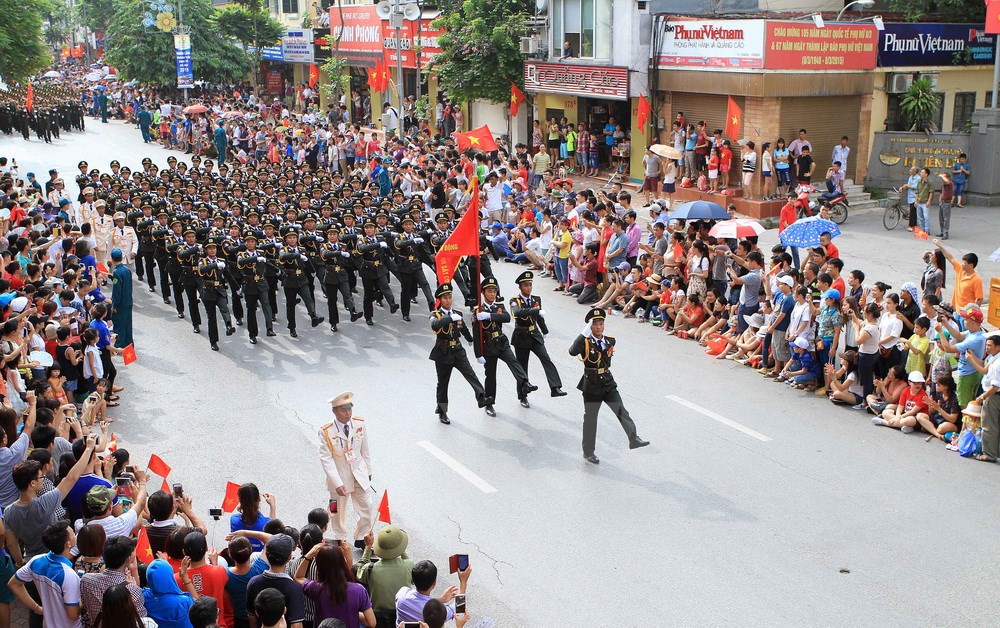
<box><xmin>281</xmin><ymin>30</ymin><xmax>314</xmax><ymax>63</ymax></box>
<box><xmin>878</xmin><ymin>23</ymin><xmax>996</xmax><ymax>67</ymax></box>
<box><xmin>265</xmin><ymin>69</ymin><xmax>284</xmax><ymax>95</ymax></box>
<box><xmin>765</xmin><ymin>21</ymin><xmax>877</xmax><ymax>70</ymax></box>
<box><xmin>656</xmin><ymin>19</ymin><xmax>766</xmax><ymax>69</ymax></box>
<box><xmin>523</xmin><ymin>62</ymin><xmax>629</xmax><ymax>100</ymax></box>
<box><xmin>383</xmin><ymin>20</ymin><xmax>444</xmax><ymax>69</ymax></box>
<box><xmin>313</xmin><ymin>30</ymin><xmax>331</xmax><ymax>62</ymax></box>
<box><xmin>329</xmin><ymin>5</ymin><xmax>384</xmax><ymax>66</ymax></box>
<box><xmin>866</xmin><ymin>131</ymin><xmax>969</xmax><ymax>187</ymax></box>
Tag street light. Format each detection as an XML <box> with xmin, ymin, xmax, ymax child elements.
<box><xmin>837</xmin><ymin>0</ymin><xmax>875</xmax><ymax>22</ymax></box>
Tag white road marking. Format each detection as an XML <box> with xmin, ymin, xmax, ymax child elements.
<box><xmin>665</xmin><ymin>395</ymin><xmax>773</xmax><ymax>442</ymax></box>
<box><xmin>270</xmin><ymin>334</ymin><xmax>319</xmax><ymax>364</ymax></box>
<box><xmin>417</xmin><ymin>440</ymin><xmax>498</xmax><ymax>494</ymax></box>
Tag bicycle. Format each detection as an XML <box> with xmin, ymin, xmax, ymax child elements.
<box><xmin>882</xmin><ymin>194</ymin><xmax>910</xmax><ymax>230</ymax></box>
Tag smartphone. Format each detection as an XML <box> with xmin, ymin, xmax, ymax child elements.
<box><xmin>455</xmin><ymin>594</ymin><xmax>466</xmax><ymax>614</ymax></box>
<box><xmin>172</xmin><ymin>483</ymin><xmax>184</xmax><ymax>498</ymax></box>
<box><xmin>126</xmin><ymin>465</ymin><xmax>136</xmax><ymax>474</ymax></box>
<box><xmin>328</xmin><ymin>498</ymin><xmax>338</xmax><ymax>514</ymax></box>
<box><xmin>115</xmin><ymin>476</ymin><xmax>130</xmax><ymax>486</ymax></box>
<box><xmin>401</xmin><ymin>624</ymin><xmax>422</xmax><ymax>628</ymax></box>
<box><xmin>208</xmin><ymin>508</ymin><xmax>223</xmax><ymax>517</ymax></box>
<box><xmin>457</xmin><ymin>554</ymin><xmax>469</xmax><ymax>571</ymax></box>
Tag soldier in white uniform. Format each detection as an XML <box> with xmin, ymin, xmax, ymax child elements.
<box><xmin>91</xmin><ymin>199</ymin><xmax>115</xmax><ymax>266</ymax></box>
<box><xmin>318</xmin><ymin>391</ymin><xmax>373</xmax><ymax>548</ymax></box>
<box><xmin>111</xmin><ymin>212</ymin><xmax>139</xmax><ymax>263</ymax></box>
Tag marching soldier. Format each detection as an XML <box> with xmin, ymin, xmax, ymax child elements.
<box><xmin>197</xmin><ymin>238</ymin><xmax>237</xmax><ymax>351</ymax></box>
<box><xmin>318</xmin><ymin>391</ymin><xmax>373</xmax><ymax>547</ymax></box>
<box><xmin>472</xmin><ymin>277</ymin><xmax>537</xmax><ymax>417</ymax></box>
<box><xmin>135</xmin><ymin>204</ymin><xmax>158</xmax><ymax>292</ymax></box>
<box><xmin>176</xmin><ymin>226</ymin><xmax>204</xmax><ymax>334</ymax></box>
<box><xmin>319</xmin><ymin>226</ymin><xmax>363</xmax><ymax>332</ymax></box>
<box><xmin>277</xmin><ymin>229</ymin><xmax>325</xmax><ymax>337</ymax></box>
<box><xmin>509</xmin><ymin>271</ymin><xmax>567</xmax><ymax>398</ymax></box>
<box><xmin>568</xmin><ymin>308</ymin><xmax>649</xmax><ymax>465</ymax></box>
<box><xmin>394</xmin><ymin>216</ymin><xmax>433</xmax><ymax>322</ymax></box>
<box><xmin>111</xmin><ymin>212</ymin><xmax>139</xmax><ymax>264</ymax></box>
<box><xmin>151</xmin><ymin>210</ymin><xmax>173</xmax><ymax>304</ymax></box>
<box><xmin>259</xmin><ymin>222</ymin><xmax>282</xmax><ymax>323</ymax></box>
<box><xmin>429</xmin><ymin>284</ymin><xmax>488</xmax><ymax>424</ymax></box>
<box><xmin>356</xmin><ymin>219</ymin><xmax>399</xmax><ymax>326</ymax></box>
<box><xmin>235</xmin><ymin>234</ymin><xmax>276</xmax><ymax>344</ymax></box>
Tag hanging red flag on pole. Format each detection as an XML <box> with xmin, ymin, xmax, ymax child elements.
<box><xmin>221</xmin><ymin>481</ymin><xmax>241</xmax><ymax>513</ymax></box>
<box><xmin>453</xmin><ymin>125</ymin><xmax>499</xmax><ymax>152</ymax></box>
<box><xmin>309</xmin><ymin>64</ymin><xmax>320</xmax><ymax>88</ymax></box>
<box><xmin>368</xmin><ymin>60</ymin><xmax>383</xmax><ymax>92</ymax></box>
<box><xmin>26</xmin><ymin>82</ymin><xmax>34</xmax><ymax>113</ymax></box>
<box><xmin>636</xmin><ymin>95</ymin><xmax>652</xmax><ymax>135</ymax></box>
<box><xmin>987</xmin><ymin>0</ymin><xmax>1000</xmax><ymax>34</ymax></box>
<box><xmin>376</xmin><ymin>490</ymin><xmax>391</xmax><ymax>524</ymax></box>
<box><xmin>510</xmin><ymin>83</ymin><xmax>525</xmax><ymax>117</ymax></box>
<box><xmin>725</xmin><ymin>96</ymin><xmax>743</xmax><ymax>140</ymax></box>
<box><xmin>435</xmin><ymin>177</ymin><xmax>482</xmax><ymax>285</ymax></box>
<box><xmin>135</xmin><ymin>526</ymin><xmax>154</xmax><ymax>564</ymax></box>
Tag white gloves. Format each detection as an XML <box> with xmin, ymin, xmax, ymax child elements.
<box><xmin>477</xmin><ymin>356</ymin><xmax>486</xmax><ymax>365</ymax></box>
<box><xmin>414</xmin><ymin>237</ymin><xmax>424</xmax><ymax>244</ymax></box>
<box><xmin>317</xmin><ymin>236</ymin><xmax>325</xmax><ymax>242</ymax></box>
<box><xmin>581</xmin><ymin>320</ymin><xmax>593</xmax><ymax>338</ymax></box>
<box><xmin>539</xmin><ymin>309</ymin><xmax>546</xmax><ymax>317</ymax></box>
<box><xmin>341</xmin><ymin>251</ymin><xmax>350</xmax><ymax>258</ymax></box>
<box><xmin>450</xmin><ymin>313</ymin><xmax>462</xmax><ymax>322</ymax></box>
<box><xmin>257</xmin><ymin>256</ymin><xmax>266</xmax><ymax>263</ymax></box>
<box><xmin>379</xmin><ymin>241</ymin><xmax>388</xmax><ymax>249</ymax></box>
<box><xmin>217</xmin><ymin>261</ymin><xmax>226</xmax><ymax>269</ymax></box>
<box><xmin>476</xmin><ymin>312</ymin><xmax>491</xmax><ymax>321</ymax></box>
<box><xmin>300</xmin><ymin>254</ymin><xmax>308</xmax><ymax>262</ymax></box>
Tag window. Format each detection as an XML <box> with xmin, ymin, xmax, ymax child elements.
<box><xmin>953</xmin><ymin>92</ymin><xmax>976</xmax><ymax>132</ymax></box>
<box><xmin>282</xmin><ymin>0</ymin><xmax>298</xmax><ymax>15</ymax></box>
<box><xmin>933</xmin><ymin>92</ymin><xmax>945</xmax><ymax>132</ymax></box>
<box><xmin>550</xmin><ymin>0</ymin><xmax>612</xmax><ymax>59</ymax></box>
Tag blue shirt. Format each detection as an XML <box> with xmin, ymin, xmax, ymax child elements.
<box><xmin>63</xmin><ymin>473</ymin><xmax>117</xmax><ymax>523</ymax></box>
<box><xmin>774</xmin><ymin>148</ymin><xmax>790</xmax><ymax>170</ymax></box>
<box><xmin>606</xmin><ymin>232</ymin><xmax>629</xmax><ymax>267</ymax></box>
<box><xmin>955</xmin><ymin>330</ymin><xmax>987</xmax><ymax>376</ymax></box>
<box><xmin>774</xmin><ymin>292</ymin><xmax>794</xmax><ymax>332</ymax></box>
<box><xmin>604</xmin><ymin>123</ymin><xmax>616</xmax><ymax>146</ymax></box>
<box><xmin>951</xmin><ymin>161</ymin><xmax>969</xmax><ymax>184</ymax></box>
<box><xmin>796</xmin><ymin>351</ymin><xmax>822</xmax><ymax>377</ymax></box>
<box><xmin>230</xmin><ymin>512</ymin><xmax>272</xmax><ymax>551</ymax></box>
<box><xmin>491</xmin><ymin>231</ymin><xmax>513</xmax><ymax>258</ymax></box>
<box><xmin>90</xmin><ymin>318</ymin><xmax>112</xmax><ymax>349</ymax></box>
<box><xmin>906</xmin><ymin>174</ymin><xmax>920</xmax><ymax>204</ymax></box>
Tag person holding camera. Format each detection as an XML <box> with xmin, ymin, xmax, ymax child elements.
<box><xmin>318</xmin><ymin>392</ymin><xmax>372</xmax><ymax>549</ymax></box>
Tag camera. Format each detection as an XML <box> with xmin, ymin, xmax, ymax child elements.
<box><xmin>209</xmin><ymin>508</ymin><xmax>223</xmax><ymax>520</ymax></box>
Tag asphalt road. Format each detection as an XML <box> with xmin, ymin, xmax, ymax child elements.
<box><xmin>3</xmin><ymin>121</ymin><xmax>1000</xmax><ymax>626</ymax></box>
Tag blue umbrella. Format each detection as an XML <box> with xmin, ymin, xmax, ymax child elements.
<box><xmin>669</xmin><ymin>200</ymin><xmax>730</xmax><ymax>221</ymax></box>
<box><xmin>779</xmin><ymin>216</ymin><xmax>841</xmax><ymax>248</ymax></box>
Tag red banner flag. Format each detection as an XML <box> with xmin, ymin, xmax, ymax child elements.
<box><xmin>147</xmin><ymin>454</ymin><xmax>171</xmax><ymax>479</ymax></box>
<box><xmin>96</xmin><ymin>262</ymin><xmax>110</xmax><ymax>275</ymax></box>
<box><xmin>107</xmin><ymin>433</ymin><xmax>118</xmax><ymax>453</ymax></box>
<box><xmin>369</xmin><ymin>60</ymin><xmax>383</xmax><ymax>92</ymax></box>
<box><xmin>453</xmin><ymin>124</ymin><xmax>499</xmax><ymax>152</ymax></box>
<box><xmin>636</xmin><ymin>95</ymin><xmax>652</xmax><ymax>135</ymax></box>
<box><xmin>913</xmin><ymin>226</ymin><xmax>930</xmax><ymax>240</ymax></box>
<box><xmin>988</xmin><ymin>0</ymin><xmax>1000</xmax><ymax>34</ymax></box>
<box><xmin>725</xmin><ymin>96</ymin><xmax>743</xmax><ymax>140</ymax></box>
<box><xmin>221</xmin><ymin>481</ymin><xmax>241</xmax><ymax>513</ymax></box>
<box><xmin>510</xmin><ymin>83</ymin><xmax>525</xmax><ymax>118</ymax></box>
<box><xmin>135</xmin><ymin>526</ymin><xmax>154</xmax><ymax>564</ymax></box>
<box><xmin>435</xmin><ymin>177</ymin><xmax>482</xmax><ymax>286</ymax></box>
<box><xmin>377</xmin><ymin>490</ymin><xmax>391</xmax><ymax>524</ymax></box>
<box><xmin>309</xmin><ymin>64</ymin><xmax>320</xmax><ymax>88</ymax></box>
<box><xmin>26</xmin><ymin>82</ymin><xmax>34</xmax><ymax>113</ymax></box>
<box><xmin>122</xmin><ymin>344</ymin><xmax>137</xmax><ymax>365</ymax></box>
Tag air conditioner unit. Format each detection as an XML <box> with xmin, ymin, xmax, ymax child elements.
<box><xmin>887</xmin><ymin>73</ymin><xmax>913</xmax><ymax>94</ymax></box>
<box><xmin>917</xmin><ymin>73</ymin><xmax>939</xmax><ymax>89</ymax></box>
<box><xmin>520</xmin><ymin>36</ymin><xmax>540</xmax><ymax>54</ymax></box>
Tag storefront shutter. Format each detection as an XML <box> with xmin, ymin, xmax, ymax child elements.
<box><xmin>779</xmin><ymin>96</ymin><xmax>862</xmax><ymax>177</ymax></box>
<box><xmin>666</xmin><ymin>93</ymin><xmax>737</xmax><ymax>136</ymax></box>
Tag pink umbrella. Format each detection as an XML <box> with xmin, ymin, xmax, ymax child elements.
<box><xmin>708</xmin><ymin>218</ymin><xmax>765</xmax><ymax>240</ymax></box>
<box><xmin>220</xmin><ymin>111</ymin><xmax>244</xmax><ymax>118</ymax></box>
<box><xmin>183</xmin><ymin>104</ymin><xmax>208</xmax><ymax>114</ymax></box>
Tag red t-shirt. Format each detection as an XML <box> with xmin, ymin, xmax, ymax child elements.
<box><xmin>778</xmin><ymin>202</ymin><xmax>797</xmax><ymax>233</ymax></box>
<box><xmin>898</xmin><ymin>386</ymin><xmax>929</xmax><ymax>415</ymax></box>
<box><xmin>825</xmin><ymin>242</ymin><xmax>840</xmax><ymax>260</ymax></box>
<box><xmin>831</xmin><ymin>277</ymin><xmax>846</xmax><ymax>299</ymax></box>
<box><xmin>177</xmin><ymin>564</ymin><xmax>232</xmax><ymax>627</ymax></box>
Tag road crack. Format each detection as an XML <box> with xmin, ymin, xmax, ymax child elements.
<box><xmin>447</xmin><ymin>514</ymin><xmax>513</xmax><ymax>586</ymax></box>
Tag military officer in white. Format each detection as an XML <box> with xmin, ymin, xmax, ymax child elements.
<box><xmin>112</xmin><ymin>212</ymin><xmax>140</xmax><ymax>263</ymax></box>
<box><xmin>319</xmin><ymin>391</ymin><xmax>373</xmax><ymax>548</ymax></box>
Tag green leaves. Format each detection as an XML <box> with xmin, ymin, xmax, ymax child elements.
<box><xmin>899</xmin><ymin>77</ymin><xmax>941</xmax><ymax>132</ymax></box>
<box><xmin>885</xmin><ymin>0</ymin><xmax>985</xmax><ymax>23</ymax></box>
<box><xmin>0</xmin><ymin>0</ymin><xmax>52</xmax><ymax>81</ymax></box>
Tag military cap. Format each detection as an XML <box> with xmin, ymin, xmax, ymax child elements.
<box><xmin>515</xmin><ymin>270</ymin><xmax>534</xmax><ymax>285</ymax></box>
<box><xmin>585</xmin><ymin>307</ymin><xmax>606</xmax><ymax>322</ymax></box>
<box><xmin>435</xmin><ymin>284</ymin><xmax>453</xmax><ymax>298</ymax></box>
<box><xmin>481</xmin><ymin>276</ymin><xmax>500</xmax><ymax>291</ymax></box>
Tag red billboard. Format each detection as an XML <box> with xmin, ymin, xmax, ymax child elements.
<box><xmin>329</xmin><ymin>6</ymin><xmax>384</xmax><ymax>67</ymax></box>
<box><xmin>383</xmin><ymin>20</ymin><xmax>444</xmax><ymax>69</ymax></box>
<box><xmin>765</xmin><ymin>21</ymin><xmax>878</xmax><ymax>70</ymax></box>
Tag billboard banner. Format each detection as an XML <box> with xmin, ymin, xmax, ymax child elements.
<box><xmin>329</xmin><ymin>6</ymin><xmax>384</xmax><ymax>66</ymax></box>
<box><xmin>878</xmin><ymin>23</ymin><xmax>996</xmax><ymax>67</ymax></box>
<box><xmin>174</xmin><ymin>34</ymin><xmax>194</xmax><ymax>89</ymax></box>
<box><xmin>765</xmin><ymin>21</ymin><xmax>878</xmax><ymax>70</ymax></box>
<box><xmin>656</xmin><ymin>19</ymin><xmax>766</xmax><ymax>69</ymax></box>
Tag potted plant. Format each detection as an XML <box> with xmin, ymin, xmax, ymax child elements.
<box><xmin>899</xmin><ymin>77</ymin><xmax>940</xmax><ymax>132</ymax></box>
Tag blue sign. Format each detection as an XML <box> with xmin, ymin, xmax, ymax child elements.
<box><xmin>878</xmin><ymin>23</ymin><xmax>996</xmax><ymax>67</ymax></box>
<box><xmin>260</xmin><ymin>44</ymin><xmax>284</xmax><ymax>62</ymax></box>
<box><xmin>174</xmin><ymin>34</ymin><xmax>194</xmax><ymax>88</ymax></box>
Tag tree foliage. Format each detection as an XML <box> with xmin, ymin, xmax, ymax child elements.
<box><xmin>74</xmin><ymin>0</ymin><xmax>117</xmax><ymax>34</ymax></box>
<box><xmin>214</xmin><ymin>5</ymin><xmax>284</xmax><ymax>51</ymax></box>
<box><xmin>0</xmin><ymin>0</ymin><xmax>54</xmax><ymax>81</ymax></box>
<box><xmin>885</xmin><ymin>0</ymin><xmax>985</xmax><ymax>22</ymax></box>
<box><xmin>431</xmin><ymin>0</ymin><xmax>530</xmax><ymax>104</ymax></box>
<box><xmin>900</xmin><ymin>78</ymin><xmax>941</xmax><ymax>132</ymax></box>
<box><xmin>105</xmin><ymin>0</ymin><xmax>251</xmax><ymax>86</ymax></box>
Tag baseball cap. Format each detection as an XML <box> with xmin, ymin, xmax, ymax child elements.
<box><xmin>792</xmin><ymin>337</ymin><xmax>811</xmax><ymax>350</ymax></box>
<box><xmin>821</xmin><ymin>288</ymin><xmax>841</xmax><ymax>301</ymax></box>
<box><xmin>86</xmin><ymin>486</ymin><xmax>115</xmax><ymax>513</ymax></box>
<box><xmin>908</xmin><ymin>371</ymin><xmax>926</xmax><ymax>383</ymax></box>
<box><xmin>777</xmin><ymin>275</ymin><xmax>795</xmax><ymax>287</ymax></box>
<box><xmin>264</xmin><ymin>534</ymin><xmax>295</xmax><ymax>564</ymax></box>
<box><xmin>958</xmin><ymin>305</ymin><xmax>984</xmax><ymax>323</ymax></box>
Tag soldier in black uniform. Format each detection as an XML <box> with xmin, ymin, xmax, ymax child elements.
<box><xmin>221</xmin><ymin>225</ymin><xmax>245</xmax><ymax>326</ymax></box>
<box><xmin>151</xmin><ymin>211</ymin><xmax>173</xmax><ymax>304</ymax></box>
<box><xmin>509</xmin><ymin>271</ymin><xmax>567</xmax><ymax>397</ymax></box>
<box><xmin>472</xmin><ymin>277</ymin><xmax>537</xmax><ymax>416</ymax></box>
<box><xmin>429</xmin><ymin>284</ymin><xmax>488</xmax><ymax>424</ymax></box>
<box><xmin>568</xmin><ymin>308</ymin><xmax>649</xmax><ymax>464</ymax></box>
<box><xmin>259</xmin><ymin>222</ymin><xmax>282</xmax><ymax>323</ymax></box>
<box><xmin>197</xmin><ymin>238</ymin><xmax>237</xmax><ymax>351</ymax></box>
<box><xmin>319</xmin><ymin>226</ymin><xmax>362</xmax><ymax>331</ymax></box>
<box><xmin>235</xmin><ymin>234</ymin><xmax>276</xmax><ymax>344</ymax></box>
<box><xmin>176</xmin><ymin>227</ymin><xmax>204</xmax><ymax>334</ymax></box>
<box><xmin>393</xmin><ymin>216</ymin><xmax>433</xmax><ymax>322</ymax></box>
<box><xmin>135</xmin><ymin>204</ymin><xmax>157</xmax><ymax>291</ymax></box>
<box><xmin>277</xmin><ymin>229</ymin><xmax>324</xmax><ymax>337</ymax></box>
<box><xmin>356</xmin><ymin>220</ymin><xmax>399</xmax><ymax>326</ymax></box>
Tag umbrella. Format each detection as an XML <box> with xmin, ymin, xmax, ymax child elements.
<box><xmin>94</xmin><ymin>85</ymin><xmax>106</xmax><ymax>91</ymax></box>
<box><xmin>184</xmin><ymin>104</ymin><xmax>208</xmax><ymax>114</ymax></box>
<box><xmin>104</xmin><ymin>75</ymin><xmax>118</xmax><ymax>81</ymax></box>
<box><xmin>649</xmin><ymin>144</ymin><xmax>682</xmax><ymax>160</ymax></box>
<box><xmin>670</xmin><ymin>200</ymin><xmax>730</xmax><ymax>221</ymax></box>
<box><xmin>221</xmin><ymin>110</ymin><xmax>244</xmax><ymax>118</ymax></box>
<box><xmin>779</xmin><ymin>216</ymin><xmax>841</xmax><ymax>248</ymax></box>
<box><xmin>85</xmin><ymin>71</ymin><xmax>104</xmax><ymax>82</ymax></box>
<box><xmin>43</xmin><ymin>70</ymin><xmax>63</xmax><ymax>79</ymax></box>
<box><xmin>123</xmin><ymin>80</ymin><xmax>139</xmax><ymax>87</ymax></box>
<box><xmin>709</xmin><ymin>218</ymin><xmax>765</xmax><ymax>240</ymax></box>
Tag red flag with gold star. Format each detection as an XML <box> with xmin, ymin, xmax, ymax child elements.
<box><xmin>135</xmin><ymin>526</ymin><xmax>154</xmax><ymax>564</ymax></box>
<box><xmin>637</xmin><ymin>95</ymin><xmax>652</xmax><ymax>135</ymax></box>
<box><xmin>368</xmin><ymin>60</ymin><xmax>384</xmax><ymax>92</ymax></box>
<box><xmin>435</xmin><ymin>177</ymin><xmax>482</xmax><ymax>285</ymax></box>
<box><xmin>913</xmin><ymin>226</ymin><xmax>930</xmax><ymax>240</ymax></box>
<box><xmin>309</xmin><ymin>64</ymin><xmax>320</xmax><ymax>88</ymax></box>
<box><xmin>122</xmin><ymin>344</ymin><xmax>137</xmax><ymax>365</ymax></box>
<box><xmin>510</xmin><ymin>83</ymin><xmax>525</xmax><ymax>117</ymax></box>
<box><xmin>988</xmin><ymin>0</ymin><xmax>1000</xmax><ymax>34</ymax></box>
<box><xmin>453</xmin><ymin>124</ymin><xmax>499</xmax><ymax>152</ymax></box>
<box><xmin>221</xmin><ymin>481</ymin><xmax>241</xmax><ymax>513</ymax></box>
<box><xmin>26</xmin><ymin>81</ymin><xmax>34</xmax><ymax>113</ymax></box>
<box><xmin>725</xmin><ymin>96</ymin><xmax>743</xmax><ymax>140</ymax></box>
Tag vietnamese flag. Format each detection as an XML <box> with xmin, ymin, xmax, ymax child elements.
<box><xmin>368</xmin><ymin>60</ymin><xmax>383</xmax><ymax>92</ymax></box>
<box><xmin>377</xmin><ymin>490</ymin><xmax>391</xmax><ymax>524</ymax></box>
<box><xmin>725</xmin><ymin>96</ymin><xmax>743</xmax><ymax>140</ymax></box>
<box><xmin>147</xmin><ymin>454</ymin><xmax>171</xmax><ymax>479</ymax></box>
<box><xmin>913</xmin><ymin>226</ymin><xmax>930</xmax><ymax>240</ymax></box>
<box><xmin>309</xmin><ymin>64</ymin><xmax>320</xmax><ymax>88</ymax></box>
<box><xmin>136</xmin><ymin>526</ymin><xmax>155</xmax><ymax>564</ymax></box>
<box><xmin>221</xmin><ymin>481</ymin><xmax>241</xmax><ymax>513</ymax></box>
<box><xmin>96</xmin><ymin>262</ymin><xmax>110</xmax><ymax>275</ymax></box>
<box><xmin>453</xmin><ymin>124</ymin><xmax>499</xmax><ymax>152</ymax></box>
<box><xmin>122</xmin><ymin>344</ymin><xmax>137</xmax><ymax>365</ymax></box>
<box><xmin>26</xmin><ymin>81</ymin><xmax>34</xmax><ymax>113</ymax></box>
<box><xmin>107</xmin><ymin>433</ymin><xmax>118</xmax><ymax>453</ymax></box>
<box><xmin>988</xmin><ymin>0</ymin><xmax>1000</xmax><ymax>34</ymax></box>
<box><xmin>510</xmin><ymin>83</ymin><xmax>525</xmax><ymax>117</ymax></box>
<box><xmin>435</xmin><ymin>177</ymin><xmax>482</xmax><ymax>286</ymax></box>
<box><xmin>636</xmin><ymin>95</ymin><xmax>652</xmax><ymax>135</ymax></box>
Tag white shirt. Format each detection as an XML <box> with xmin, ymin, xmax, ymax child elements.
<box><xmin>982</xmin><ymin>353</ymin><xmax>1000</xmax><ymax>391</ymax></box>
<box><xmin>832</xmin><ymin>145</ymin><xmax>851</xmax><ymax>171</ymax></box>
<box><xmin>878</xmin><ymin>312</ymin><xmax>904</xmax><ymax>349</ymax></box>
